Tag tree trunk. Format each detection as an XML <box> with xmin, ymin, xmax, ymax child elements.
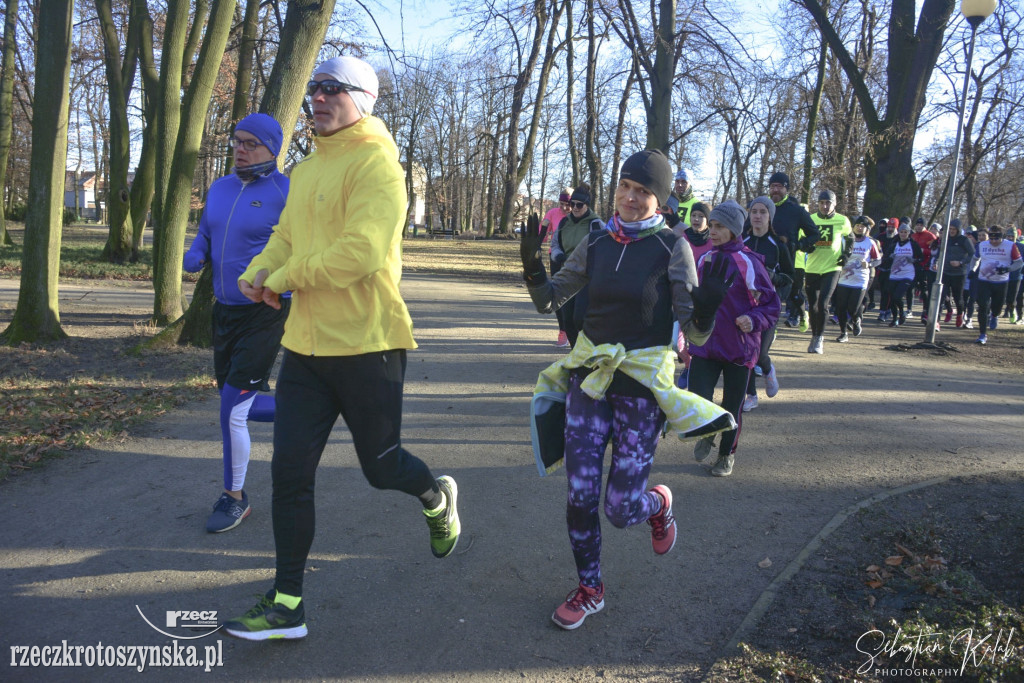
<box><xmin>96</xmin><ymin>0</ymin><xmax>135</xmax><ymax>263</ymax></box>
<box><xmin>224</xmin><ymin>0</ymin><xmax>261</xmax><ymax>175</ymax></box>
<box><xmin>645</xmin><ymin>0</ymin><xmax>675</xmax><ymax>152</ymax></box>
<box><xmin>499</xmin><ymin>0</ymin><xmax>565</xmax><ymax>234</ymax></box>
<box><xmin>1</xmin><ymin>0</ymin><xmax>74</xmax><ymax>345</ymax></box>
<box><xmin>564</xmin><ymin>0</ymin><xmax>579</xmax><ymax>185</ymax></box>
<box><xmin>801</xmin><ymin>37</ymin><xmax>828</xmax><ymax>204</ymax></box>
<box><xmin>584</xmin><ymin>0</ymin><xmax>600</xmax><ymax>210</ymax></box>
<box><xmin>151</xmin><ymin>0</ymin><xmax>236</xmax><ymax>325</ymax></box>
<box><xmin>0</xmin><ymin>0</ymin><xmax>18</xmax><ymax>247</ymax></box>
<box><xmin>497</xmin><ymin>1</ymin><xmax>550</xmax><ymax>235</ymax></box>
<box><xmin>801</xmin><ymin>0</ymin><xmax>955</xmax><ymax>219</ymax></box>
<box><xmin>129</xmin><ymin>0</ymin><xmax>159</xmax><ymax>252</ymax></box>
<box><xmin>259</xmin><ymin>0</ymin><xmax>336</xmax><ymax>161</ymax></box>
<box><xmin>150</xmin><ymin>0</ymin><xmax>191</xmax><ymax>299</ymax></box>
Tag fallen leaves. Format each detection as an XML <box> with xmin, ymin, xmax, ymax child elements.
<box><xmin>0</xmin><ymin>374</ymin><xmax>215</xmax><ymax>480</ymax></box>
<box><xmin>863</xmin><ymin>542</ymin><xmax>948</xmax><ymax>596</ymax></box>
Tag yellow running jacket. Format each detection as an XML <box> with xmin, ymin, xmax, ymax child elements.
<box><xmin>240</xmin><ymin>115</ymin><xmax>416</xmax><ymax>356</ymax></box>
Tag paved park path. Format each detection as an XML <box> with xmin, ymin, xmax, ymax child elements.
<box><xmin>1</xmin><ymin>274</ymin><xmax>1022</xmax><ymax>681</ymax></box>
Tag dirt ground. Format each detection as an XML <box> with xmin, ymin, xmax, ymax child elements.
<box><xmin>1</xmin><ymin>273</ymin><xmax>1023</xmax><ymax>682</ymax></box>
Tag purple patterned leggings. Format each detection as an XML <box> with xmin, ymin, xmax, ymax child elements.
<box><xmin>564</xmin><ymin>373</ymin><xmax>665</xmax><ymax>588</ymax></box>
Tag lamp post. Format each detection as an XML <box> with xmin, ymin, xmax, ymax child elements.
<box><xmin>924</xmin><ymin>0</ymin><xmax>997</xmax><ymax>345</ymax></box>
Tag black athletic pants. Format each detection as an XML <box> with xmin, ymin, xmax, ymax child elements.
<box><xmin>805</xmin><ymin>271</ymin><xmax>841</xmax><ymax>337</ymax></box>
<box><xmin>688</xmin><ymin>356</ymin><xmax>749</xmax><ymax>458</ymax></box>
<box><xmin>745</xmin><ymin>325</ymin><xmax>776</xmax><ymax>397</ymax></box>
<box><xmin>834</xmin><ymin>285</ymin><xmax>866</xmax><ymax>334</ymax></box>
<box><xmin>271</xmin><ymin>349</ymin><xmax>437</xmax><ymax>597</ymax></box>
<box><xmin>887</xmin><ymin>278</ymin><xmax>913</xmax><ymax>321</ymax></box>
<box><xmin>976</xmin><ymin>281</ymin><xmax>1008</xmax><ymax>331</ymax></box>
<box><xmin>875</xmin><ymin>270</ymin><xmax>891</xmax><ymax>312</ymax></box>
<box><xmin>941</xmin><ymin>273</ymin><xmax>966</xmax><ymax>316</ymax></box>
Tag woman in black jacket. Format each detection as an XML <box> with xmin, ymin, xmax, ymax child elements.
<box><xmin>938</xmin><ymin>219</ymin><xmax>974</xmax><ymax>327</ymax></box>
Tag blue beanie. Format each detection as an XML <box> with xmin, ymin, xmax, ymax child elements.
<box><xmin>235</xmin><ymin>113</ymin><xmax>283</xmax><ymax>157</ymax></box>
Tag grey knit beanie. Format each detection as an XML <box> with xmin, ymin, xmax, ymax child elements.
<box><xmin>748</xmin><ymin>196</ymin><xmax>776</xmax><ymax>223</ymax></box>
<box><xmin>709</xmin><ymin>200</ymin><xmax>747</xmax><ymax>238</ymax></box>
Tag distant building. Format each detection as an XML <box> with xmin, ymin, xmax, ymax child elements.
<box><xmin>64</xmin><ymin>171</ymin><xmax>103</xmax><ymax>219</ymax></box>
<box><xmin>63</xmin><ymin>171</ymin><xmax>135</xmax><ymax>221</ymax></box>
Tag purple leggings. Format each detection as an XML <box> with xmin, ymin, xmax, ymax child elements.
<box><xmin>564</xmin><ymin>373</ymin><xmax>664</xmax><ymax>588</ymax></box>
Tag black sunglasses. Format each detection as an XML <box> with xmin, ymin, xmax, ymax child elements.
<box><xmin>569</xmin><ymin>201</ymin><xmax>586</xmax><ymax>209</ymax></box>
<box><xmin>307</xmin><ymin>79</ymin><xmax>365</xmax><ymax>97</ymax></box>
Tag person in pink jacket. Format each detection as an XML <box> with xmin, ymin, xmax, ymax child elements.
<box><xmin>687</xmin><ymin>200</ymin><xmax>781</xmax><ymax>477</ymax></box>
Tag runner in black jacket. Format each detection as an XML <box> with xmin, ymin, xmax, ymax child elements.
<box><xmin>766</xmin><ymin>172</ymin><xmax>820</xmax><ymax>326</ymax></box>
<box><xmin>742</xmin><ymin>196</ymin><xmax>793</xmax><ymax>410</ymax></box>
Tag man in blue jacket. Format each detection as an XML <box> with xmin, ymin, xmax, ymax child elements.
<box><xmin>183</xmin><ymin>113</ymin><xmax>290</xmax><ymax>533</ymax></box>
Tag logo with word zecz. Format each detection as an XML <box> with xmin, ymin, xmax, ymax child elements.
<box><xmin>136</xmin><ymin>606</ymin><xmax>221</xmax><ymax>639</ymax></box>
<box><xmin>166</xmin><ymin>611</ymin><xmax>218</xmax><ymax>629</ymax></box>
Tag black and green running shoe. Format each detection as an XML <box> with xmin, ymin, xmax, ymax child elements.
<box><xmin>223</xmin><ymin>590</ymin><xmax>307</xmax><ymax>641</ymax></box>
<box><xmin>424</xmin><ymin>475</ymin><xmax>460</xmax><ymax>558</ymax></box>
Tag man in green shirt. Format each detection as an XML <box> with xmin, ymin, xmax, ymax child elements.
<box><xmin>806</xmin><ymin>190</ymin><xmax>852</xmax><ymax>354</ymax></box>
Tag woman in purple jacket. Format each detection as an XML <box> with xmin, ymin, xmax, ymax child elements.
<box><xmin>688</xmin><ymin>200</ymin><xmax>781</xmax><ymax>477</ymax></box>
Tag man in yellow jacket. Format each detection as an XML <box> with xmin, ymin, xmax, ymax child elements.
<box><xmin>223</xmin><ymin>55</ymin><xmax>461</xmax><ymax>641</ymax></box>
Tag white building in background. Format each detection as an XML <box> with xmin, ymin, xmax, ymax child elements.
<box><xmin>63</xmin><ymin>171</ymin><xmax>102</xmax><ymax>219</ymax></box>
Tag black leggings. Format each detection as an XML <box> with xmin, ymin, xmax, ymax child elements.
<box><xmin>1004</xmin><ymin>278</ymin><xmax>1022</xmax><ymax>317</ymax></box>
<box><xmin>941</xmin><ymin>273</ymin><xmax>966</xmax><ymax>315</ymax></box>
<box><xmin>887</xmin><ymin>278</ymin><xmax>913</xmax><ymax>319</ymax></box>
<box><xmin>805</xmin><ymin>270</ymin><xmax>841</xmax><ymax>336</ymax></box>
<box><xmin>746</xmin><ymin>325</ymin><xmax>776</xmax><ymax>396</ymax></box>
<box><xmin>271</xmin><ymin>350</ymin><xmax>438</xmax><ymax>597</ymax></box>
<box><xmin>976</xmin><ymin>280</ymin><xmax>1008</xmax><ymax>329</ymax></box>
<box><xmin>688</xmin><ymin>356</ymin><xmax>750</xmax><ymax>457</ymax></box>
<box><xmin>875</xmin><ymin>270</ymin><xmax>891</xmax><ymax>312</ymax></box>
<box><xmin>834</xmin><ymin>285</ymin><xmax>866</xmax><ymax>333</ymax></box>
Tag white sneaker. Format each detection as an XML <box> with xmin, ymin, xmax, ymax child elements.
<box><xmin>765</xmin><ymin>364</ymin><xmax>779</xmax><ymax>398</ymax></box>
<box><xmin>812</xmin><ymin>336</ymin><xmax>824</xmax><ymax>354</ymax></box>
<box><xmin>742</xmin><ymin>395</ymin><xmax>758</xmax><ymax>412</ymax></box>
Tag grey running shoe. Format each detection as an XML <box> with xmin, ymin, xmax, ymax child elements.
<box><xmin>710</xmin><ymin>454</ymin><xmax>734</xmax><ymax>477</ymax></box>
<box><xmin>694</xmin><ymin>436</ymin><xmax>715</xmax><ymax>463</ymax></box>
<box><xmin>765</xmin><ymin>364</ymin><xmax>779</xmax><ymax>398</ymax></box>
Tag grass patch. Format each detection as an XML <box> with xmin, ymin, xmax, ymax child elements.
<box><xmin>401</xmin><ymin>237</ymin><xmax>522</xmax><ymax>284</ymax></box>
<box><xmin>0</xmin><ymin>373</ymin><xmax>215</xmax><ymax>480</ymax></box>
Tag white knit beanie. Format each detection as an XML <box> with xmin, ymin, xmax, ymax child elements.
<box><xmin>313</xmin><ymin>56</ymin><xmax>379</xmax><ymax>117</ymax></box>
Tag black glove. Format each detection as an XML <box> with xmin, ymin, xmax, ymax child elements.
<box><xmin>691</xmin><ymin>254</ymin><xmax>736</xmax><ymax>329</ymax></box>
<box><xmin>797</xmin><ymin>235</ymin><xmax>817</xmax><ymax>253</ymax></box>
<box><xmin>520</xmin><ymin>213</ymin><xmax>548</xmax><ymax>284</ymax></box>
<box><xmin>771</xmin><ymin>271</ymin><xmax>793</xmax><ymax>289</ymax></box>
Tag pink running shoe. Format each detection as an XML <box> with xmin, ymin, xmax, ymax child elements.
<box><xmin>647</xmin><ymin>485</ymin><xmax>677</xmax><ymax>555</ymax></box>
<box><xmin>555</xmin><ymin>330</ymin><xmax>570</xmax><ymax>348</ymax></box>
<box><xmin>551</xmin><ymin>582</ymin><xmax>604</xmax><ymax>630</ymax></box>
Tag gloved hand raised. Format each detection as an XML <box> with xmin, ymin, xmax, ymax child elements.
<box><xmin>691</xmin><ymin>254</ymin><xmax>736</xmax><ymax>329</ymax></box>
<box><xmin>520</xmin><ymin>213</ymin><xmax>548</xmax><ymax>283</ymax></box>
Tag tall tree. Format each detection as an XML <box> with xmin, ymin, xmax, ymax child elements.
<box><xmin>129</xmin><ymin>0</ymin><xmax>159</xmax><ymax>251</ymax></box>
<box><xmin>610</xmin><ymin>0</ymin><xmax>675</xmax><ymax>151</ymax></box>
<box><xmin>0</xmin><ymin>0</ymin><xmax>18</xmax><ymax>246</ymax></box>
<box><xmin>1</xmin><ymin>0</ymin><xmax>74</xmax><ymax>344</ymax></box>
<box><xmin>95</xmin><ymin>0</ymin><xmax>141</xmax><ymax>263</ymax></box>
<box><xmin>151</xmin><ymin>0</ymin><xmax>236</xmax><ymax>324</ymax></box>
<box><xmin>497</xmin><ymin>0</ymin><xmax>565</xmax><ymax>235</ymax></box>
<box><xmin>800</xmin><ymin>0</ymin><xmax>956</xmax><ymax>219</ymax></box>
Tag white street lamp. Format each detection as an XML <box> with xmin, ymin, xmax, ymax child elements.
<box><xmin>924</xmin><ymin>0</ymin><xmax>998</xmax><ymax>345</ymax></box>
